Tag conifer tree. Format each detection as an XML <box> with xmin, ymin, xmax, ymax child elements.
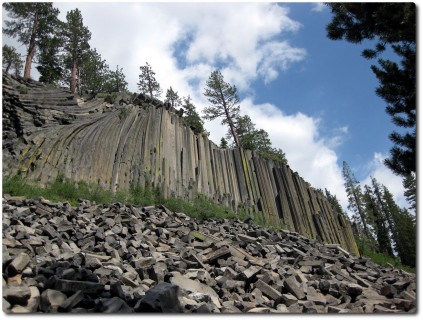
<box><xmin>181</xmin><ymin>96</ymin><xmax>205</xmax><ymax>135</ymax></box>
<box><xmin>2</xmin><ymin>44</ymin><xmax>23</xmax><ymax>76</ymax></box>
<box><xmin>62</xmin><ymin>9</ymin><xmax>91</xmax><ymax>94</ymax></box>
<box><xmin>220</xmin><ymin>138</ymin><xmax>228</xmax><ymax>149</ymax></box>
<box><xmin>165</xmin><ymin>87</ymin><xmax>182</xmax><ymax>108</ymax></box>
<box><xmin>324</xmin><ymin>188</ymin><xmax>345</xmax><ymax>217</ymax></box>
<box><xmin>138</xmin><ymin>62</ymin><xmax>162</xmax><ymax>99</ymax></box>
<box><xmin>3</xmin><ymin>2</ymin><xmax>60</xmax><ymax>79</ymax></box>
<box><xmin>36</xmin><ymin>36</ymin><xmax>63</xmax><ymax>84</ymax></box>
<box><xmin>402</xmin><ymin>173</ymin><xmax>416</xmax><ymax>212</ymax></box>
<box><xmin>326</xmin><ymin>3</ymin><xmax>416</xmax><ymax>177</ymax></box>
<box><xmin>103</xmin><ymin>65</ymin><xmax>128</xmax><ymax>93</ymax></box>
<box><xmin>363</xmin><ymin>184</ymin><xmax>392</xmax><ymax>256</ymax></box>
<box><xmin>382</xmin><ymin>186</ymin><xmax>416</xmax><ymax>267</ymax></box>
<box><xmin>342</xmin><ymin>161</ymin><xmax>372</xmax><ymax>244</ymax></box>
<box><xmin>203</xmin><ymin>70</ymin><xmax>240</xmax><ymax>147</ymax></box>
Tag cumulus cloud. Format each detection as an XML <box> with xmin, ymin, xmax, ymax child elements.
<box><xmin>361</xmin><ymin>153</ymin><xmax>408</xmax><ymax>209</ymax></box>
<box><xmin>4</xmin><ymin>2</ymin><xmax>359</xmax><ymax>212</ymax></box>
<box><xmin>311</xmin><ymin>3</ymin><xmax>326</xmax><ymax>12</ymax></box>
<box><xmin>238</xmin><ymin>98</ymin><xmax>348</xmax><ymax>209</ymax></box>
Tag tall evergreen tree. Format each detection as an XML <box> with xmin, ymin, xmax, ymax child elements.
<box><xmin>2</xmin><ymin>44</ymin><xmax>23</xmax><ymax>76</ymax></box>
<box><xmin>78</xmin><ymin>48</ymin><xmax>109</xmax><ymax>93</ymax></box>
<box><xmin>382</xmin><ymin>186</ymin><xmax>416</xmax><ymax>267</ymax></box>
<box><xmin>203</xmin><ymin>70</ymin><xmax>241</xmax><ymax>147</ymax></box>
<box><xmin>3</xmin><ymin>2</ymin><xmax>60</xmax><ymax>79</ymax></box>
<box><xmin>165</xmin><ymin>87</ymin><xmax>182</xmax><ymax>108</ymax></box>
<box><xmin>181</xmin><ymin>96</ymin><xmax>205</xmax><ymax>135</ymax></box>
<box><xmin>138</xmin><ymin>62</ymin><xmax>162</xmax><ymax>99</ymax></box>
<box><xmin>326</xmin><ymin>3</ymin><xmax>416</xmax><ymax>177</ymax></box>
<box><xmin>36</xmin><ymin>36</ymin><xmax>63</xmax><ymax>85</ymax></box>
<box><xmin>342</xmin><ymin>161</ymin><xmax>372</xmax><ymax>243</ymax></box>
<box><xmin>363</xmin><ymin>184</ymin><xmax>392</xmax><ymax>256</ymax></box>
<box><xmin>104</xmin><ymin>65</ymin><xmax>128</xmax><ymax>93</ymax></box>
<box><xmin>402</xmin><ymin>173</ymin><xmax>416</xmax><ymax>212</ymax></box>
<box><xmin>62</xmin><ymin>9</ymin><xmax>91</xmax><ymax>94</ymax></box>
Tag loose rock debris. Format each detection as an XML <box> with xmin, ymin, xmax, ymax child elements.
<box><xmin>2</xmin><ymin>196</ymin><xmax>416</xmax><ymax>313</ymax></box>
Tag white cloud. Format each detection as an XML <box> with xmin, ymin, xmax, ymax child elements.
<box><xmin>311</xmin><ymin>3</ymin><xmax>326</xmax><ymax>12</ymax></box>
<box><xmin>237</xmin><ymin>98</ymin><xmax>348</xmax><ymax>209</ymax></box>
<box><xmin>3</xmin><ymin>2</ymin><xmax>355</xmax><ymax>213</ymax></box>
<box><xmin>361</xmin><ymin>153</ymin><xmax>408</xmax><ymax>209</ymax></box>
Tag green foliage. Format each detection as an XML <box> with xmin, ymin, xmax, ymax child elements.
<box><xmin>165</xmin><ymin>87</ymin><xmax>182</xmax><ymax>108</ymax></box>
<box><xmin>233</xmin><ymin>114</ymin><xmax>287</xmax><ymax>164</ymax></box>
<box><xmin>220</xmin><ymin>137</ymin><xmax>228</xmax><ymax>149</ymax></box>
<box><xmin>62</xmin><ymin>8</ymin><xmax>91</xmax><ymax>93</ymax></box>
<box><xmin>17</xmin><ymin>84</ymin><xmax>28</xmax><ymax>94</ymax></box>
<box><xmin>117</xmin><ymin>107</ymin><xmax>130</xmax><ymax>120</ymax></box>
<box><xmin>360</xmin><ymin>247</ymin><xmax>415</xmax><ymax>274</ymax></box>
<box><xmin>326</xmin><ymin>3</ymin><xmax>416</xmax><ymax>177</ymax></box>
<box><xmin>2</xmin><ymin>44</ymin><xmax>23</xmax><ymax>76</ymax></box>
<box><xmin>402</xmin><ymin>173</ymin><xmax>416</xmax><ymax>212</ymax></box>
<box><xmin>324</xmin><ymin>188</ymin><xmax>345</xmax><ymax>216</ymax></box>
<box><xmin>36</xmin><ymin>31</ymin><xmax>63</xmax><ymax>85</ymax></box>
<box><xmin>3</xmin><ymin>173</ymin><xmax>289</xmax><ymax>235</ymax></box>
<box><xmin>103</xmin><ymin>65</ymin><xmax>128</xmax><ymax>93</ymax></box>
<box><xmin>138</xmin><ymin>62</ymin><xmax>162</xmax><ymax>99</ymax></box>
<box><xmin>203</xmin><ymin>70</ymin><xmax>240</xmax><ymax>146</ymax></box>
<box><xmin>3</xmin><ymin>2</ymin><xmax>60</xmax><ymax>79</ymax></box>
<box><xmin>342</xmin><ymin>161</ymin><xmax>370</xmax><ymax>238</ymax></box>
<box><xmin>181</xmin><ymin>96</ymin><xmax>206</xmax><ymax>135</ymax></box>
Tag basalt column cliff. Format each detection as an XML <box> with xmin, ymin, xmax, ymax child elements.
<box><xmin>2</xmin><ymin>72</ymin><xmax>359</xmax><ymax>255</ymax></box>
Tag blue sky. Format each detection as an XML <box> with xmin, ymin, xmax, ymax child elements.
<box><xmin>2</xmin><ymin>2</ymin><xmax>410</xmax><ymax>211</ymax></box>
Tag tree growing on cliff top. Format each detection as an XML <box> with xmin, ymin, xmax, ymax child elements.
<box><xmin>3</xmin><ymin>2</ymin><xmax>60</xmax><ymax>79</ymax></box>
<box><xmin>165</xmin><ymin>87</ymin><xmax>182</xmax><ymax>108</ymax></box>
<box><xmin>234</xmin><ymin>115</ymin><xmax>287</xmax><ymax>164</ymax></box>
<box><xmin>203</xmin><ymin>70</ymin><xmax>240</xmax><ymax>147</ymax></box>
<box><xmin>182</xmin><ymin>96</ymin><xmax>205</xmax><ymax>135</ymax></box>
<box><xmin>62</xmin><ymin>8</ymin><xmax>91</xmax><ymax>94</ymax></box>
<box><xmin>2</xmin><ymin>44</ymin><xmax>23</xmax><ymax>76</ymax></box>
<box><xmin>138</xmin><ymin>62</ymin><xmax>162</xmax><ymax>99</ymax></box>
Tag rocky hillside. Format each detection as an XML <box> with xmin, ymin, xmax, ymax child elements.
<box><xmin>2</xmin><ymin>196</ymin><xmax>416</xmax><ymax>313</ymax></box>
<box><xmin>2</xmin><ymin>72</ymin><xmax>358</xmax><ymax>255</ymax></box>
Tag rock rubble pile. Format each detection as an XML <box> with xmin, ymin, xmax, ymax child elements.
<box><xmin>2</xmin><ymin>196</ymin><xmax>416</xmax><ymax>313</ymax></box>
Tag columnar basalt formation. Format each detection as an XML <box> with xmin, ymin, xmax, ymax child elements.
<box><xmin>2</xmin><ymin>72</ymin><xmax>358</xmax><ymax>255</ymax></box>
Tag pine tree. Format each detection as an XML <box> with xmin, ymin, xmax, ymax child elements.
<box><xmin>181</xmin><ymin>96</ymin><xmax>205</xmax><ymax>135</ymax></box>
<box><xmin>324</xmin><ymin>188</ymin><xmax>345</xmax><ymax>217</ymax></box>
<box><xmin>220</xmin><ymin>138</ymin><xmax>228</xmax><ymax>149</ymax></box>
<box><xmin>165</xmin><ymin>87</ymin><xmax>182</xmax><ymax>108</ymax></box>
<box><xmin>62</xmin><ymin>9</ymin><xmax>91</xmax><ymax>94</ymax></box>
<box><xmin>402</xmin><ymin>173</ymin><xmax>416</xmax><ymax>212</ymax></box>
<box><xmin>138</xmin><ymin>62</ymin><xmax>162</xmax><ymax>99</ymax></box>
<box><xmin>78</xmin><ymin>48</ymin><xmax>109</xmax><ymax>93</ymax></box>
<box><xmin>3</xmin><ymin>2</ymin><xmax>60</xmax><ymax>79</ymax></box>
<box><xmin>363</xmin><ymin>184</ymin><xmax>392</xmax><ymax>256</ymax></box>
<box><xmin>326</xmin><ymin>3</ymin><xmax>416</xmax><ymax>177</ymax></box>
<box><xmin>36</xmin><ymin>36</ymin><xmax>63</xmax><ymax>85</ymax></box>
<box><xmin>101</xmin><ymin>65</ymin><xmax>128</xmax><ymax>93</ymax></box>
<box><xmin>342</xmin><ymin>161</ymin><xmax>373</xmax><ymax>245</ymax></box>
<box><xmin>382</xmin><ymin>187</ymin><xmax>416</xmax><ymax>267</ymax></box>
<box><xmin>203</xmin><ymin>70</ymin><xmax>241</xmax><ymax>147</ymax></box>
<box><xmin>2</xmin><ymin>44</ymin><xmax>23</xmax><ymax>76</ymax></box>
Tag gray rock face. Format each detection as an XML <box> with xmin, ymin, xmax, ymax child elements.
<box><xmin>2</xmin><ymin>71</ymin><xmax>358</xmax><ymax>255</ymax></box>
<box><xmin>2</xmin><ymin>198</ymin><xmax>416</xmax><ymax>313</ymax></box>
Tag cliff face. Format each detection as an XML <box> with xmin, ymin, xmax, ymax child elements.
<box><xmin>2</xmin><ymin>72</ymin><xmax>359</xmax><ymax>255</ymax></box>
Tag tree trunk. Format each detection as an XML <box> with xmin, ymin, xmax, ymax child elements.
<box><xmin>24</xmin><ymin>12</ymin><xmax>38</xmax><ymax>79</ymax></box>
<box><xmin>5</xmin><ymin>62</ymin><xmax>12</xmax><ymax>73</ymax></box>
<box><xmin>70</xmin><ymin>59</ymin><xmax>77</xmax><ymax>94</ymax></box>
